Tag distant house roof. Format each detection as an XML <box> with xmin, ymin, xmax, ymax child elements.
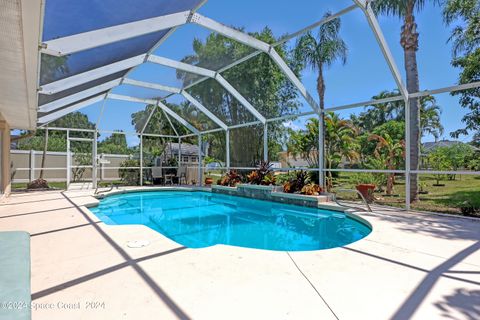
<box><xmin>162</xmin><ymin>143</ymin><xmax>204</xmax><ymax>157</ymax></box>
<box><xmin>422</xmin><ymin>140</ymin><xmax>479</xmax><ymax>153</ymax></box>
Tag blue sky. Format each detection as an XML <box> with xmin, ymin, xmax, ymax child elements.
<box><xmin>69</xmin><ymin>0</ymin><xmax>472</xmax><ymax>146</ymax></box>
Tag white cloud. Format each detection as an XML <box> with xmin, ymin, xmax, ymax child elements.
<box><xmin>283</xmin><ymin>121</ymin><xmax>301</xmax><ymax>131</ymax></box>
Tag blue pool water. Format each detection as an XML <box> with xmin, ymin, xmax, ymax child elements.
<box><xmin>90</xmin><ymin>191</ymin><xmax>371</xmax><ymax>251</ymax></box>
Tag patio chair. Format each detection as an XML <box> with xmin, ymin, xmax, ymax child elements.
<box><xmin>164</xmin><ymin>173</ymin><xmax>174</xmax><ymax>185</ymax></box>
<box><xmin>177</xmin><ymin>166</ymin><xmax>187</xmax><ymax>185</ymax></box>
<box><xmin>152</xmin><ymin>165</ymin><xmax>164</xmax><ymax>185</ymax></box>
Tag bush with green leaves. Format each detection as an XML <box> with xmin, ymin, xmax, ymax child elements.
<box><xmin>118</xmin><ymin>159</ymin><xmax>140</xmax><ymax>186</ymax></box>
<box><xmin>427</xmin><ymin>147</ymin><xmax>451</xmax><ymax>185</ymax></box>
<box><xmin>72</xmin><ymin>153</ymin><xmax>91</xmax><ymax>182</ymax></box>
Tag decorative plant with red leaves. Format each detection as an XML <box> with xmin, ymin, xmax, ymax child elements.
<box><xmin>247</xmin><ymin>161</ymin><xmax>275</xmax><ymax>185</ymax></box>
<box><xmin>218</xmin><ymin>170</ymin><xmax>242</xmax><ymax>187</ymax></box>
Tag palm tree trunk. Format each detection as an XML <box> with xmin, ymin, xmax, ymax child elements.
<box><xmin>402</xmin><ymin>4</ymin><xmax>421</xmax><ymax>203</ymax></box>
<box><xmin>327</xmin><ymin>158</ymin><xmax>333</xmax><ymax>191</ymax></box>
<box><xmin>39</xmin><ymin>129</ymin><xmax>48</xmax><ymax>180</ymax></box>
<box><xmin>317</xmin><ymin>66</ymin><xmax>325</xmax><ymax>110</ymax></box>
<box><xmin>317</xmin><ymin>65</ymin><xmax>327</xmax><ymax>188</ymax></box>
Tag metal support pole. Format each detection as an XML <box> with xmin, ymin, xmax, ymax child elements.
<box><xmin>92</xmin><ymin>129</ymin><xmax>98</xmax><ymax>189</ymax></box>
<box><xmin>139</xmin><ymin>134</ymin><xmax>143</xmax><ymax>186</ymax></box>
<box><xmin>226</xmin><ymin>129</ymin><xmax>230</xmax><ymax>170</ymax></box>
<box><xmin>66</xmin><ymin>129</ymin><xmax>70</xmax><ymax>189</ymax></box>
<box><xmin>198</xmin><ymin>134</ymin><xmax>202</xmax><ymax>186</ymax></box>
<box><xmin>318</xmin><ymin>112</ymin><xmax>325</xmax><ymax>188</ymax></box>
<box><xmin>405</xmin><ymin>99</ymin><xmax>411</xmax><ymax>210</ymax></box>
<box><xmin>178</xmin><ymin>137</ymin><xmax>182</xmax><ymax>166</ymax></box>
<box><xmin>263</xmin><ymin>124</ymin><xmax>268</xmax><ymax>162</ymax></box>
<box><xmin>29</xmin><ymin>150</ymin><xmax>35</xmax><ymax>182</ymax></box>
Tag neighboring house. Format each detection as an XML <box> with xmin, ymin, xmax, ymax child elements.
<box><xmin>278</xmin><ymin>151</ymin><xmax>312</xmax><ymax>168</ymax></box>
<box><xmin>421</xmin><ymin>140</ymin><xmax>479</xmax><ymax>170</ymax></box>
<box><xmin>422</xmin><ymin>140</ymin><xmax>479</xmax><ymax>155</ymax></box>
<box><xmin>159</xmin><ymin>143</ymin><xmax>205</xmax><ymax>165</ymax></box>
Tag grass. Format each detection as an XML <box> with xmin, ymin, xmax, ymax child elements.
<box><xmin>334</xmin><ymin>173</ymin><xmax>480</xmax><ymax>216</ymax></box>
<box><xmin>12</xmin><ymin>181</ymin><xmax>67</xmax><ymax>190</ymax></box>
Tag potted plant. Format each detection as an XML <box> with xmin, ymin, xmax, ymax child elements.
<box><xmin>351</xmin><ymin>173</ymin><xmax>376</xmax><ymax>203</ymax></box>
<box><xmin>205</xmin><ymin>177</ymin><xmax>214</xmax><ymax>185</ymax></box>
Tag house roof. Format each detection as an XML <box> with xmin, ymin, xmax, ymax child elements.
<box><xmin>162</xmin><ymin>143</ymin><xmax>204</xmax><ymax>157</ymax></box>
<box><xmin>422</xmin><ymin>140</ymin><xmax>479</xmax><ymax>153</ymax></box>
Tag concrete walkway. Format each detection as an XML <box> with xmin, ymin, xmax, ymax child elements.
<box><xmin>0</xmin><ymin>189</ymin><xmax>479</xmax><ymax>320</ymax></box>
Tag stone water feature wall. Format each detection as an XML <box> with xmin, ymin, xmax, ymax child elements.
<box><xmin>212</xmin><ymin>184</ymin><xmax>331</xmax><ymax>208</ymax></box>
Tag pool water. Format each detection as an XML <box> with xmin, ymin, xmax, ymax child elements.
<box><xmin>90</xmin><ymin>191</ymin><xmax>371</xmax><ymax>251</ymax></box>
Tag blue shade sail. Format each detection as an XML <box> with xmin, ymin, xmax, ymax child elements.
<box><xmin>43</xmin><ymin>0</ymin><xmax>203</xmax><ymax>41</ymax></box>
<box><xmin>38</xmin><ymin>71</ymin><xmax>126</xmax><ymax>106</ymax></box>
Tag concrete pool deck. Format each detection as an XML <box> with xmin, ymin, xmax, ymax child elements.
<box><xmin>0</xmin><ymin>188</ymin><xmax>479</xmax><ymax>320</ymax></box>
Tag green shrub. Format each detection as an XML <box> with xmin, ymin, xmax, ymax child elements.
<box><xmin>118</xmin><ymin>159</ymin><xmax>140</xmax><ymax>186</ymax></box>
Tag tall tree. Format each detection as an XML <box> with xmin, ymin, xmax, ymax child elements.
<box><xmin>324</xmin><ymin>112</ymin><xmax>360</xmax><ymax>190</ymax></box>
<box><xmin>368</xmin><ymin>132</ymin><xmax>405</xmax><ymax>195</ymax></box>
<box><xmin>418</xmin><ymin>95</ymin><xmax>444</xmax><ymax>140</ymax></box>
<box><xmin>294</xmin><ymin>12</ymin><xmax>348</xmax><ymax>187</ymax></box>
<box><xmin>177</xmin><ymin>27</ymin><xmax>300</xmax><ymax>166</ymax></box>
<box><xmin>287</xmin><ymin>113</ymin><xmax>359</xmax><ymax>191</ymax></box>
<box><xmin>98</xmin><ymin>131</ymin><xmax>130</xmax><ymax>155</ymax></box>
<box><xmin>352</xmin><ymin>90</ymin><xmax>444</xmax><ymax>140</ymax></box>
<box><xmin>373</xmin><ymin>0</ymin><xmax>440</xmax><ymax>202</ymax></box>
<box><xmin>294</xmin><ymin>12</ymin><xmax>348</xmax><ymax>110</ymax></box>
<box><xmin>444</xmin><ymin>0</ymin><xmax>480</xmax><ymax>139</ymax></box>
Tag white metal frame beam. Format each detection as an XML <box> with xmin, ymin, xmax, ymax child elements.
<box><xmin>38</xmin><ymin>78</ymin><xmax>122</xmax><ymax>113</ymax></box>
<box><xmin>147</xmin><ymin>54</ymin><xmax>266</xmax><ymax>123</ymax></box>
<box><xmin>39</xmin><ymin>54</ymin><xmax>146</xmax><ymax>95</ymax></box>
<box><xmin>353</xmin><ymin>0</ymin><xmax>408</xmax><ymax>99</ymax></box>
<box><xmin>122</xmin><ymin>78</ymin><xmax>181</xmax><ymax>94</ymax></box>
<box><xmin>38</xmin><ymin>93</ymin><xmax>106</xmax><ymax>124</ymax></box>
<box><xmin>107</xmin><ymin>93</ymin><xmax>199</xmax><ymax>134</ymax></box>
<box><xmin>181</xmin><ymin>91</ymin><xmax>228</xmax><ymax>130</ymax></box>
<box><xmin>147</xmin><ymin>55</ymin><xmax>215</xmax><ymax>78</ymax></box>
<box><xmin>122</xmin><ymin>78</ymin><xmax>228</xmax><ymax>130</ymax></box>
<box><xmin>41</xmin><ymin>11</ymin><xmax>191</xmax><ymax>56</ymax></box>
<box><xmin>192</xmin><ymin>13</ymin><xmax>321</xmax><ymax>114</ymax></box>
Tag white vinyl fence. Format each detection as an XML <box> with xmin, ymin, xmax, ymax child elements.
<box><xmin>10</xmin><ymin>150</ymin><xmax>131</xmax><ymax>183</ymax></box>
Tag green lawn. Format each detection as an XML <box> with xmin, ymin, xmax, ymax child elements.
<box><xmin>12</xmin><ymin>181</ymin><xmax>67</xmax><ymax>190</ymax></box>
<box><xmin>334</xmin><ymin>173</ymin><xmax>480</xmax><ymax>216</ymax></box>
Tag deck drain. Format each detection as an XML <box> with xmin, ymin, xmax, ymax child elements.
<box><xmin>126</xmin><ymin>240</ymin><xmax>150</xmax><ymax>248</ymax></box>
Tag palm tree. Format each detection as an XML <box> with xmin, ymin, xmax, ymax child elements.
<box><xmin>373</xmin><ymin>0</ymin><xmax>440</xmax><ymax>202</ymax></box>
<box><xmin>295</xmin><ymin>12</ymin><xmax>348</xmax><ymax>188</ymax></box>
<box><xmin>324</xmin><ymin>112</ymin><xmax>360</xmax><ymax>191</ymax></box>
<box><xmin>419</xmin><ymin>96</ymin><xmax>444</xmax><ymax>140</ymax></box>
<box><xmin>295</xmin><ymin>12</ymin><xmax>348</xmax><ymax>110</ymax></box>
<box><xmin>286</xmin><ymin>114</ymin><xmax>359</xmax><ymax>191</ymax></box>
<box><xmin>368</xmin><ymin>133</ymin><xmax>405</xmax><ymax>195</ymax></box>
<box><xmin>352</xmin><ymin>90</ymin><xmax>404</xmax><ymax>132</ymax></box>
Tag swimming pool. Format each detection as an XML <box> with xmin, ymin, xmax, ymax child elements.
<box><xmin>90</xmin><ymin>191</ymin><xmax>371</xmax><ymax>251</ymax></box>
